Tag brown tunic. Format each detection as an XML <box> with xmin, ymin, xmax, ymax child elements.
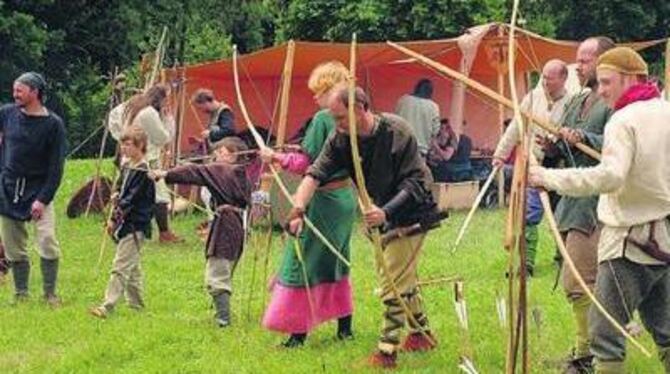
<box><xmin>307</xmin><ymin>113</ymin><xmax>439</xmax><ymax>230</ymax></box>
<box><xmin>165</xmin><ymin>163</ymin><xmax>251</xmax><ymax>260</ymax></box>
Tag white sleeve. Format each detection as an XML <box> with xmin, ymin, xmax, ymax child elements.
<box><xmin>108</xmin><ymin>103</ymin><xmax>126</xmax><ymax>140</ymax></box>
<box><xmin>493</xmin><ymin>94</ymin><xmax>531</xmax><ymax>159</ymax></box>
<box><xmin>541</xmin><ymin>119</ymin><xmax>634</xmax><ymax>196</ymax></box>
<box><xmin>137</xmin><ymin>108</ymin><xmax>170</xmax><ymax>146</ymax></box>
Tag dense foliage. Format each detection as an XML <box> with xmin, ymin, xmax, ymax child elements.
<box><xmin>0</xmin><ymin>0</ymin><xmax>667</xmax><ymax>157</ymax></box>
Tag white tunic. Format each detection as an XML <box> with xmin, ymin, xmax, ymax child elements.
<box><xmin>494</xmin><ymin>87</ymin><xmax>572</xmax><ymax>162</ymax></box>
<box><xmin>539</xmin><ymin>98</ymin><xmax>670</xmax><ymax>264</ymax></box>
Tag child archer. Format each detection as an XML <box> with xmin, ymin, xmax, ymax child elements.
<box><xmin>151</xmin><ymin>137</ymin><xmax>252</xmax><ymax>327</ymax></box>
<box><xmin>90</xmin><ymin>126</ymin><xmax>155</xmax><ymax>318</ymax></box>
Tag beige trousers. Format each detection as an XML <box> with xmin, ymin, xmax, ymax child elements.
<box><xmin>0</xmin><ymin>203</ymin><xmax>60</xmax><ymax>262</ymax></box>
<box><xmin>101</xmin><ymin>232</ymin><xmax>144</xmax><ymax>310</ymax></box>
<box><xmin>205</xmin><ymin>256</ymin><xmax>235</xmax><ymax>296</ymax></box>
<box><xmin>562</xmin><ymin>227</ymin><xmax>601</xmax><ymax>300</ymax></box>
<box><xmin>377</xmin><ymin>233</ymin><xmax>429</xmax><ymax>353</ymax></box>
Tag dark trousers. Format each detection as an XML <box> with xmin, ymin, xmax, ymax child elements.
<box><xmin>590</xmin><ymin>257</ymin><xmax>670</xmax><ymax>362</ymax></box>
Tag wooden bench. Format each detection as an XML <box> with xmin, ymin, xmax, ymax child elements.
<box><xmin>431</xmin><ymin>181</ymin><xmax>479</xmax><ymax>210</ymax></box>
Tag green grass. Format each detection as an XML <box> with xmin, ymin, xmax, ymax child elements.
<box><xmin>0</xmin><ymin>159</ymin><xmax>663</xmax><ymax>373</ymax></box>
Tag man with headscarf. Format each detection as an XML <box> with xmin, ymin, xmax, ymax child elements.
<box><xmin>530</xmin><ymin>47</ymin><xmax>670</xmax><ymax>374</ymax></box>
<box><xmin>0</xmin><ymin>72</ymin><xmax>67</xmax><ymax>306</ymax></box>
<box><xmin>395</xmin><ymin>79</ymin><xmax>440</xmax><ymax>158</ymax></box>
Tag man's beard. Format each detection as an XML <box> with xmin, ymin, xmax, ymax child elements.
<box><xmin>586</xmin><ymin>76</ymin><xmax>598</xmax><ymax>89</ymax></box>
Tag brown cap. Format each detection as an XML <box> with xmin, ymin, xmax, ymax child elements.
<box><xmin>597</xmin><ymin>47</ymin><xmax>648</xmax><ymax>76</ymax></box>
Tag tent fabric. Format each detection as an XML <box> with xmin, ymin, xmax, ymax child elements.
<box><xmin>164</xmin><ymin>23</ymin><xmax>664</xmax><ymax>155</ymax></box>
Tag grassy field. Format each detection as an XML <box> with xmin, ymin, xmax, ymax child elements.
<box><xmin>0</xmin><ymin>159</ymin><xmax>662</xmax><ymax>373</ymax></box>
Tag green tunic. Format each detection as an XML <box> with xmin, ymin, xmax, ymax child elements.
<box><xmin>278</xmin><ymin>110</ymin><xmax>356</xmax><ymax>287</ymax></box>
<box><xmin>554</xmin><ymin>91</ymin><xmax>612</xmax><ymax>233</ymax></box>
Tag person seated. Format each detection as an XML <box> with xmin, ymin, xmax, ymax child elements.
<box><xmin>428</xmin><ymin>120</ymin><xmax>474</xmax><ymax>182</ymax></box>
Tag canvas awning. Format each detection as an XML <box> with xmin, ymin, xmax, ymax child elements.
<box><xmin>164</xmin><ymin>23</ymin><xmax>664</xmax><ymax>154</ymax></box>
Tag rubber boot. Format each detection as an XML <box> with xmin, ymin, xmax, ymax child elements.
<box><xmin>11</xmin><ymin>260</ymin><xmax>30</xmax><ymax>300</ymax></box>
<box><xmin>573</xmin><ymin>295</ymin><xmax>592</xmax><ymax>358</ymax></box>
<box><xmin>594</xmin><ymin>360</ymin><xmax>624</xmax><ymax>374</ymax></box>
<box><xmin>41</xmin><ymin>258</ymin><xmax>61</xmax><ymax>307</ymax></box>
<box><xmin>213</xmin><ymin>291</ymin><xmax>231</xmax><ymax>327</ymax></box>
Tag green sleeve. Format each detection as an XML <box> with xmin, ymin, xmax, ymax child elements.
<box><xmin>581</xmin><ymin>103</ymin><xmax>611</xmax><ymax>152</ymax></box>
<box><xmin>301</xmin><ymin>110</ymin><xmax>335</xmax><ymax>161</ymax></box>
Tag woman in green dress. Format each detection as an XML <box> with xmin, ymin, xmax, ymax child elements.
<box><xmin>261</xmin><ymin>61</ymin><xmax>356</xmax><ymax>347</ymax></box>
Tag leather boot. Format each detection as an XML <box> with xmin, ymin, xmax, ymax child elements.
<box><xmin>159</xmin><ymin>231</ymin><xmax>184</xmax><ymax>244</ymax></box>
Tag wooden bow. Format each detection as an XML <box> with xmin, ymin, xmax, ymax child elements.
<box><xmin>505</xmin><ymin>3</ymin><xmax>530</xmax><ymax>371</ymax></box>
<box><xmin>96</xmin><ymin>32</ymin><xmax>168</xmax><ymax>275</ymax></box>
<box><xmin>346</xmin><ymin>34</ymin><xmax>435</xmax><ymax>346</ymax></box>
<box><xmin>231</xmin><ymin>45</ymin><xmax>350</xmax><ymax>267</ymax></box>
<box><xmin>532</xmin><ymin>157</ymin><xmax>652</xmax><ymax>357</ymax></box>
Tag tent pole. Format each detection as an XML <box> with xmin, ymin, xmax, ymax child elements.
<box><xmin>496</xmin><ymin>69</ymin><xmax>506</xmax><ymax>207</ymax></box>
<box><xmin>275</xmin><ymin>40</ymin><xmax>295</xmax><ymax>147</ymax></box>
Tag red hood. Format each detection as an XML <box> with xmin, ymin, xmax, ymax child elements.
<box><xmin>614</xmin><ymin>82</ymin><xmax>661</xmax><ymax>111</ymax></box>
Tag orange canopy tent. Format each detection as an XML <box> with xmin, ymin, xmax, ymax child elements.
<box><xmin>164</xmin><ymin>23</ymin><xmax>663</xmax><ymax>155</ymax></box>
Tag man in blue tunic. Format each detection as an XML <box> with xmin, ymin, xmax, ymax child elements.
<box><xmin>0</xmin><ymin>72</ymin><xmax>67</xmax><ymax>306</ymax></box>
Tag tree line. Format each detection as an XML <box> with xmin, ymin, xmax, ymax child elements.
<box><xmin>1</xmin><ymin>0</ymin><xmax>667</xmax><ymax>158</ymax></box>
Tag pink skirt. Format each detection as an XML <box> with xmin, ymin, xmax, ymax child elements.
<box><xmin>262</xmin><ymin>277</ymin><xmax>353</xmax><ymax>334</ymax></box>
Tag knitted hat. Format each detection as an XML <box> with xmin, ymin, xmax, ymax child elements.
<box><xmin>15</xmin><ymin>72</ymin><xmax>47</xmax><ymax>99</ymax></box>
<box><xmin>596</xmin><ymin>47</ymin><xmax>648</xmax><ymax>76</ymax></box>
